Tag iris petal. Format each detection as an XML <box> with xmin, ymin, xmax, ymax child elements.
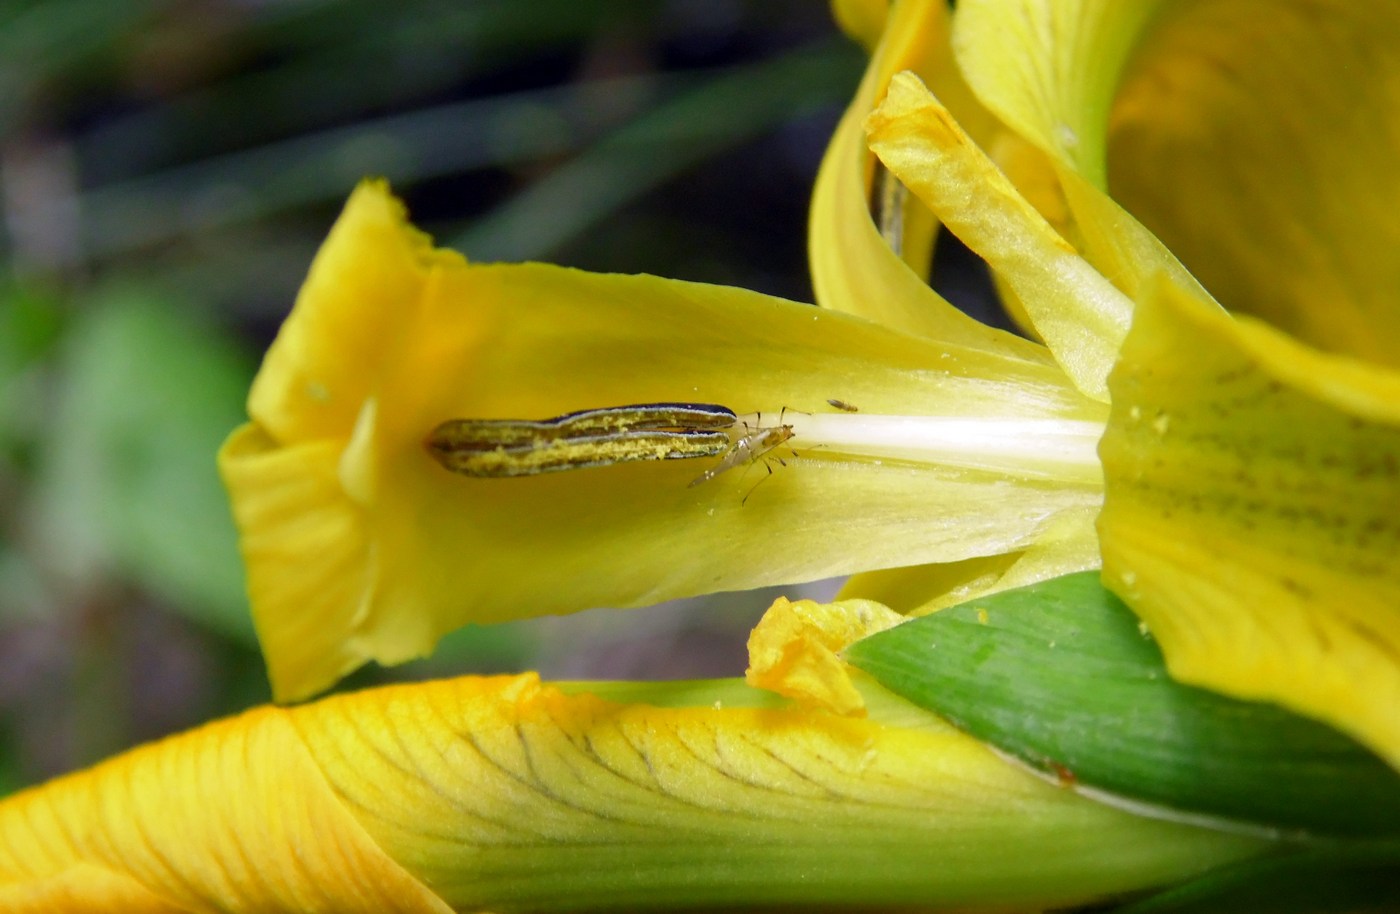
<box><xmin>1099</xmin><ymin>278</ymin><xmax>1400</xmax><ymax>769</ymax></box>
<box><xmin>1108</xmin><ymin>0</ymin><xmax>1400</xmax><ymax>366</ymax></box>
<box><xmin>810</xmin><ymin>0</ymin><xmax>1034</xmax><ymax>352</ymax></box>
<box><xmin>867</xmin><ymin>73</ymin><xmax>1133</xmax><ymax>400</ymax></box>
<box><xmin>224</xmin><ymin>181</ymin><xmax>1106</xmax><ymax>700</ymax></box>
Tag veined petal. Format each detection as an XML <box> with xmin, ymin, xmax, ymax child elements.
<box><xmin>867</xmin><ymin>73</ymin><xmax>1134</xmax><ymax>400</ymax></box>
<box><xmin>0</xmin><ymin>675</ymin><xmax>1269</xmax><ymax>912</ymax></box>
<box><xmin>224</xmin><ymin>181</ymin><xmax>1106</xmax><ymax>701</ymax></box>
<box><xmin>0</xmin><ymin>706</ymin><xmax>452</xmax><ymax>914</ymax></box>
<box><xmin>1099</xmin><ymin>277</ymin><xmax>1400</xmax><ymax>770</ymax></box>
<box><xmin>811</xmin><ymin>0</ymin><xmax>1043</xmax><ymax>355</ymax></box>
<box><xmin>1107</xmin><ymin>0</ymin><xmax>1400</xmax><ymax>367</ymax></box>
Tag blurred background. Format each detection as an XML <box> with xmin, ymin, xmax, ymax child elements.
<box><xmin>0</xmin><ymin>0</ymin><xmax>876</xmax><ymax>792</ymax></box>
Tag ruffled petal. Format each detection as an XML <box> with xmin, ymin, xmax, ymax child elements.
<box><xmin>224</xmin><ymin>181</ymin><xmax>1106</xmax><ymax>700</ymax></box>
<box><xmin>0</xmin><ymin>674</ymin><xmax>1270</xmax><ymax>912</ymax></box>
<box><xmin>1099</xmin><ymin>278</ymin><xmax>1400</xmax><ymax>770</ymax></box>
<box><xmin>867</xmin><ymin>73</ymin><xmax>1134</xmax><ymax>400</ymax></box>
<box><xmin>810</xmin><ymin>0</ymin><xmax>1039</xmax><ymax>353</ymax></box>
<box><xmin>745</xmin><ymin>596</ymin><xmax>903</xmax><ymax>715</ymax></box>
<box><xmin>1107</xmin><ymin>0</ymin><xmax>1400</xmax><ymax>367</ymax></box>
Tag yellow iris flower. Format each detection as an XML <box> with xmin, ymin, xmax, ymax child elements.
<box><xmin>2</xmin><ymin>0</ymin><xmax>1397</xmax><ymax>911</ymax></box>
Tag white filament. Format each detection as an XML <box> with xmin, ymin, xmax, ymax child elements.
<box><xmin>745</xmin><ymin>412</ymin><xmax>1104</xmax><ymax>483</ymax></box>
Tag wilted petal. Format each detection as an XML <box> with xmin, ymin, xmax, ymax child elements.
<box><xmin>745</xmin><ymin>595</ymin><xmax>903</xmax><ymax>715</ymax></box>
<box><xmin>1099</xmin><ymin>278</ymin><xmax>1400</xmax><ymax>770</ymax></box>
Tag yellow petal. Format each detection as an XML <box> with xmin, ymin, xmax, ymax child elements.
<box><xmin>841</xmin><ymin>504</ymin><xmax>1101</xmax><ymax>613</ymax></box>
<box><xmin>1099</xmin><ymin>277</ymin><xmax>1400</xmax><ymax>770</ymax></box>
<box><xmin>0</xmin><ymin>706</ymin><xmax>452</xmax><ymax>913</ymax></box>
<box><xmin>830</xmin><ymin>0</ymin><xmax>889</xmax><ymax>51</ymax></box>
<box><xmin>951</xmin><ymin>0</ymin><xmax>1166</xmax><ymax>187</ymax></box>
<box><xmin>867</xmin><ymin>73</ymin><xmax>1134</xmax><ymax>400</ymax></box>
<box><xmin>811</xmin><ymin>0</ymin><xmax>1040</xmax><ymax>354</ymax></box>
<box><xmin>949</xmin><ymin>0</ymin><xmax>1212</xmax><ymax>330</ymax></box>
<box><xmin>298</xmin><ymin>675</ymin><xmax>1265</xmax><ymax>910</ymax></box>
<box><xmin>1107</xmin><ymin>0</ymin><xmax>1400</xmax><ymax>367</ymax></box>
<box><xmin>225</xmin><ymin>181</ymin><xmax>1106</xmax><ymax>701</ymax></box>
<box><xmin>745</xmin><ymin>595</ymin><xmax>904</xmax><ymax>715</ymax></box>
<box><xmin>0</xmin><ymin>674</ymin><xmax>1269</xmax><ymax>912</ymax></box>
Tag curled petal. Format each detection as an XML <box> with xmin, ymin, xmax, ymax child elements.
<box><xmin>830</xmin><ymin>0</ymin><xmax>890</xmax><ymax>51</ymax></box>
<box><xmin>1099</xmin><ymin>278</ymin><xmax>1400</xmax><ymax>769</ymax></box>
<box><xmin>811</xmin><ymin>0</ymin><xmax>1035</xmax><ymax>352</ymax></box>
<box><xmin>950</xmin><ymin>0</ymin><xmax>1166</xmax><ymax>186</ymax></box>
<box><xmin>224</xmin><ymin>181</ymin><xmax>1105</xmax><ymax>700</ymax></box>
<box><xmin>867</xmin><ymin>73</ymin><xmax>1134</xmax><ymax>400</ymax></box>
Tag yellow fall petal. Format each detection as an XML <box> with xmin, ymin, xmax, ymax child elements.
<box><xmin>0</xmin><ymin>674</ymin><xmax>1271</xmax><ymax>912</ymax></box>
<box><xmin>224</xmin><ymin>180</ymin><xmax>1108</xmax><ymax>701</ymax></box>
<box><xmin>1099</xmin><ymin>278</ymin><xmax>1400</xmax><ymax>770</ymax></box>
<box><xmin>867</xmin><ymin>73</ymin><xmax>1134</xmax><ymax>400</ymax></box>
<box><xmin>0</xmin><ymin>705</ymin><xmax>452</xmax><ymax>914</ymax></box>
<box><xmin>1108</xmin><ymin>0</ymin><xmax>1400</xmax><ymax>366</ymax></box>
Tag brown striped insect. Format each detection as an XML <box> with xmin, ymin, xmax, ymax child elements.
<box><xmin>427</xmin><ymin>402</ymin><xmax>736</xmax><ymax>477</ymax></box>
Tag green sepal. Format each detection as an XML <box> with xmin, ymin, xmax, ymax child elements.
<box><xmin>844</xmin><ymin>572</ymin><xmax>1400</xmax><ymax>837</ymax></box>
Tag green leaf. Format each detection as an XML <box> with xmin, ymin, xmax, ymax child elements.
<box><xmin>845</xmin><ymin>571</ymin><xmax>1400</xmax><ymax>838</ymax></box>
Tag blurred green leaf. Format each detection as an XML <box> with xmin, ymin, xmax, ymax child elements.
<box><xmin>846</xmin><ymin>572</ymin><xmax>1400</xmax><ymax>838</ymax></box>
<box><xmin>0</xmin><ymin>281</ymin><xmax>65</xmax><ymax>454</ymax></box>
<box><xmin>32</xmin><ymin>286</ymin><xmax>256</xmax><ymax>641</ymax></box>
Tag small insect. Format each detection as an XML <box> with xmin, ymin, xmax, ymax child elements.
<box><xmin>427</xmin><ymin>402</ymin><xmax>736</xmax><ymax>477</ymax></box>
<box><xmin>1048</xmin><ymin>761</ymin><xmax>1077</xmax><ymax>789</ymax></box>
<box><xmin>688</xmin><ymin>412</ymin><xmax>797</xmax><ymax>496</ymax></box>
<box><xmin>826</xmin><ymin>398</ymin><xmax>859</xmax><ymax>413</ymax></box>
